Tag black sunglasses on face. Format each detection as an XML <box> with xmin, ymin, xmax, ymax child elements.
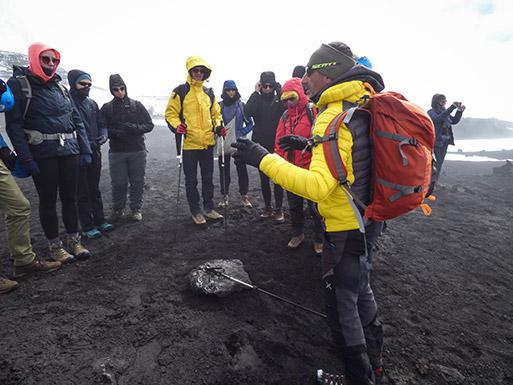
<box><xmin>112</xmin><ymin>87</ymin><xmax>125</xmax><ymax>92</ymax></box>
<box><xmin>225</xmin><ymin>88</ymin><xmax>237</xmax><ymax>92</ymax></box>
<box><xmin>41</xmin><ymin>56</ymin><xmax>60</xmax><ymax>65</ymax></box>
<box><xmin>78</xmin><ymin>81</ymin><xmax>92</xmax><ymax>87</ymax></box>
<box><xmin>191</xmin><ymin>67</ymin><xmax>205</xmax><ymax>73</ymax></box>
<box><xmin>262</xmin><ymin>84</ymin><xmax>273</xmax><ymax>89</ymax></box>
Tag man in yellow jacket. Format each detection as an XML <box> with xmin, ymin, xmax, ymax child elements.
<box><xmin>233</xmin><ymin>43</ymin><xmax>386</xmax><ymax>385</ymax></box>
<box><xmin>165</xmin><ymin>56</ymin><xmax>225</xmax><ymax>225</ymax></box>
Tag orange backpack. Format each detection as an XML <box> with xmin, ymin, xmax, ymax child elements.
<box><xmin>320</xmin><ymin>91</ymin><xmax>435</xmax><ymax>230</ymax></box>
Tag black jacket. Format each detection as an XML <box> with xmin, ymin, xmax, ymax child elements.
<box><xmin>5</xmin><ymin>66</ymin><xmax>91</xmax><ymax>161</ymax></box>
<box><xmin>70</xmin><ymin>89</ymin><xmax>107</xmax><ymax>151</ymax></box>
<box><xmin>100</xmin><ymin>75</ymin><xmax>153</xmax><ymax>153</ymax></box>
<box><xmin>244</xmin><ymin>91</ymin><xmax>285</xmax><ymax>152</ymax></box>
<box><xmin>428</xmin><ymin>94</ymin><xmax>463</xmax><ymax>146</ymax></box>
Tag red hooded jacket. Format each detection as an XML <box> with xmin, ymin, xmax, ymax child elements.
<box><xmin>274</xmin><ymin>78</ymin><xmax>316</xmax><ymax>169</ymax></box>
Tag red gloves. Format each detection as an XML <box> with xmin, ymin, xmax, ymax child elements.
<box><xmin>215</xmin><ymin>126</ymin><xmax>227</xmax><ymax>137</ymax></box>
<box><xmin>176</xmin><ymin>123</ymin><xmax>187</xmax><ymax>135</ymax></box>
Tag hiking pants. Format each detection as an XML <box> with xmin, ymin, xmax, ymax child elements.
<box><xmin>32</xmin><ymin>155</ymin><xmax>80</xmax><ymax>240</ymax></box>
<box><xmin>218</xmin><ymin>154</ymin><xmax>249</xmax><ymax>196</ymax></box>
<box><xmin>287</xmin><ymin>191</ymin><xmax>323</xmax><ymax>241</ymax></box>
<box><xmin>109</xmin><ymin>150</ymin><xmax>146</xmax><ymax>212</ymax></box>
<box><xmin>78</xmin><ymin>149</ymin><xmax>105</xmax><ymax>231</ymax></box>
<box><xmin>434</xmin><ymin>141</ymin><xmax>450</xmax><ymax>178</ymax></box>
<box><xmin>259</xmin><ymin>171</ymin><xmax>283</xmax><ymax>209</ymax></box>
<box><xmin>183</xmin><ymin>147</ymin><xmax>214</xmax><ymax>215</ymax></box>
<box><xmin>322</xmin><ymin>221</ymin><xmax>384</xmax><ymax>385</ymax></box>
<box><xmin>0</xmin><ymin>160</ymin><xmax>36</xmax><ymax>266</ymax></box>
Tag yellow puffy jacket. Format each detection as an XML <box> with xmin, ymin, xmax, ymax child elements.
<box><xmin>165</xmin><ymin>56</ymin><xmax>222</xmax><ymax>150</ymax></box>
<box><xmin>260</xmin><ymin>80</ymin><xmax>372</xmax><ymax>232</ymax></box>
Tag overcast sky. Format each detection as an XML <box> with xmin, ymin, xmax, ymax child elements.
<box><xmin>1</xmin><ymin>0</ymin><xmax>512</xmax><ymax>121</ymax></box>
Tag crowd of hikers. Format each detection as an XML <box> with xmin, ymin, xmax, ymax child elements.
<box><xmin>0</xmin><ymin>41</ymin><xmax>465</xmax><ymax>385</ymax></box>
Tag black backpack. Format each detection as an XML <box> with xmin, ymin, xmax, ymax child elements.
<box><xmin>172</xmin><ymin>83</ymin><xmax>215</xmax><ymax>123</ymax></box>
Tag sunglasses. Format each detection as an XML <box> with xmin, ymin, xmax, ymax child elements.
<box><xmin>225</xmin><ymin>88</ymin><xmax>237</xmax><ymax>92</ymax></box>
<box><xmin>112</xmin><ymin>87</ymin><xmax>125</xmax><ymax>92</ymax></box>
<box><xmin>78</xmin><ymin>81</ymin><xmax>92</xmax><ymax>88</ymax></box>
<box><xmin>191</xmin><ymin>67</ymin><xmax>205</xmax><ymax>73</ymax></box>
<box><xmin>282</xmin><ymin>98</ymin><xmax>297</xmax><ymax>103</ymax></box>
<box><xmin>262</xmin><ymin>84</ymin><xmax>273</xmax><ymax>89</ymax></box>
<box><xmin>41</xmin><ymin>56</ymin><xmax>60</xmax><ymax>65</ymax></box>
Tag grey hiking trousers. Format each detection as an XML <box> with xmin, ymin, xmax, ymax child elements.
<box><xmin>322</xmin><ymin>221</ymin><xmax>384</xmax><ymax>371</ymax></box>
<box><xmin>109</xmin><ymin>150</ymin><xmax>146</xmax><ymax>212</ymax></box>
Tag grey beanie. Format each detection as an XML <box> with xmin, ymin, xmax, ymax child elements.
<box><xmin>306</xmin><ymin>43</ymin><xmax>356</xmax><ymax>79</ymax></box>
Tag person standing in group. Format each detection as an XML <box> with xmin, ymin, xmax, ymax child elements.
<box><xmin>5</xmin><ymin>42</ymin><xmax>92</xmax><ymax>263</ymax></box>
<box><xmin>0</xmin><ymin>79</ymin><xmax>61</xmax><ymax>294</ymax></box>
<box><xmin>233</xmin><ymin>42</ymin><xmax>387</xmax><ymax>385</ymax></box>
<box><xmin>244</xmin><ymin>71</ymin><xmax>286</xmax><ymax>222</ymax></box>
<box><xmin>165</xmin><ymin>56</ymin><xmax>225</xmax><ymax>225</ymax></box>
<box><xmin>275</xmin><ymin>78</ymin><xmax>324</xmax><ymax>254</ymax></box>
<box><xmin>428</xmin><ymin>94</ymin><xmax>465</xmax><ymax>178</ymax></box>
<box><xmin>217</xmin><ymin>80</ymin><xmax>254</xmax><ymax>209</ymax></box>
<box><xmin>101</xmin><ymin>74</ymin><xmax>154</xmax><ymax>222</ymax></box>
<box><xmin>68</xmin><ymin>70</ymin><xmax>113</xmax><ymax>239</ymax></box>
<box><xmin>292</xmin><ymin>65</ymin><xmax>306</xmax><ymax>78</ymax></box>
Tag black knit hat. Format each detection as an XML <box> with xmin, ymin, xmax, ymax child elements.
<box><xmin>306</xmin><ymin>43</ymin><xmax>356</xmax><ymax>79</ymax></box>
<box><xmin>260</xmin><ymin>71</ymin><xmax>277</xmax><ymax>86</ymax></box>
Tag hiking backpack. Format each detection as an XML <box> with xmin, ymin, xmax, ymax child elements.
<box><xmin>319</xmin><ymin>91</ymin><xmax>435</xmax><ymax>229</ymax></box>
<box><xmin>172</xmin><ymin>83</ymin><xmax>215</xmax><ymax>123</ymax></box>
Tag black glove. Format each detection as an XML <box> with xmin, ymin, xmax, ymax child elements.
<box><xmin>278</xmin><ymin>135</ymin><xmax>309</xmax><ymax>152</ymax></box>
<box><xmin>95</xmin><ymin>135</ymin><xmax>108</xmax><ymax>146</ymax></box>
<box><xmin>0</xmin><ymin>147</ymin><xmax>17</xmax><ymax>171</ymax></box>
<box><xmin>231</xmin><ymin>138</ymin><xmax>269</xmax><ymax>168</ymax></box>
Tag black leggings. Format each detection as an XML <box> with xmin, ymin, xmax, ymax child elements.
<box><xmin>32</xmin><ymin>155</ymin><xmax>80</xmax><ymax>240</ymax></box>
<box><xmin>218</xmin><ymin>154</ymin><xmax>249</xmax><ymax>195</ymax></box>
<box><xmin>259</xmin><ymin>171</ymin><xmax>283</xmax><ymax>209</ymax></box>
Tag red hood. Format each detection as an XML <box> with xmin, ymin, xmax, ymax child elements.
<box><xmin>281</xmin><ymin>78</ymin><xmax>308</xmax><ymax>116</ymax></box>
<box><xmin>28</xmin><ymin>42</ymin><xmax>61</xmax><ymax>82</ymax></box>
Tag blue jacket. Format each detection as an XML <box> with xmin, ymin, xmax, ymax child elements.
<box><xmin>5</xmin><ymin>66</ymin><xmax>91</xmax><ymax>162</ymax></box>
<box><xmin>221</xmin><ymin>100</ymin><xmax>253</xmax><ymax>139</ymax></box>
<box><xmin>70</xmin><ymin>88</ymin><xmax>107</xmax><ymax>150</ymax></box>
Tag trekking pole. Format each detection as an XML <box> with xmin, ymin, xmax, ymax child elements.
<box><xmin>220</xmin><ymin>136</ymin><xmax>227</xmax><ymax>232</ymax></box>
<box><xmin>206</xmin><ymin>267</ymin><xmax>327</xmax><ymax>319</ymax></box>
<box><xmin>174</xmin><ymin>134</ymin><xmax>185</xmax><ymax>242</ymax></box>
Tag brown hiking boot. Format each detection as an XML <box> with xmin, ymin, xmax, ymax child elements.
<box><xmin>49</xmin><ymin>241</ymin><xmax>75</xmax><ymax>263</ymax></box>
<box><xmin>260</xmin><ymin>207</ymin><xmax>274</xmax><ymax>218</ymax></box>
<box><xmin>287</xmin><ymin>233</ymin><xmax>305</xmax><ymax>249</ymax></box>
<box><xmin>205</xmin><ymin>209</ymin><xmax>223</xmax><ymax>220</ymax></box>
<box><xmin>0</xmin><ymin>277</ymin><xmax>19</xmax><ymax>294</ymax></box>
<box><xmin>240</xmin><ymin>195</ymin><xmax>252</xmax><ymax>208</ymax></box>
<box><xmin>273</xmin><ymin>208</ymin><xmax>285</xmax><ymax>223</ymax></box>
<box><xmin>13</xmin><ymin>259</ymin><xmax>61</xmax><ymax>278</ymax></box>
<box><xmin>66</xmin><ymin>234</ymin><xmax>91</xmax><ymax>260</ymax></box>
<box><xmin>192</xmin><ymin>213</ymin><xmax>207</xmax><ymax>225</ymax></box>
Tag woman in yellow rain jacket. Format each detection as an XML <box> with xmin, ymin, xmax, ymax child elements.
<box><xmin>232</xmin><ymin>42</ymin><xmax>388</xmax><ymax>385</ymax></box>
<box><xmin>165</xmin><ymin>56</ymin><xmax>224</xmax><ymax>225</ymax></box>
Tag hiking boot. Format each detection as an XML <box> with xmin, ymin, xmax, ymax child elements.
<box><xmin>109</xmin><ymin>209</ymin><xmax>125</xmax><ymax>222</ymax></box>
<box><xmin>13</xmin><ymin>259</ymin><xmax>61</xmax><ymax>278</ymax></box>
<box><xmin>131</xmin><ymin>211</ymin><xmax>143</xmax><ymax>222</ymax></box>
<box><xmin>240</xmin><ymin>195</ymin><xmax>252</xmax><ymax>208</ymax></box>
<box><xmin>260</xmin><ymin>207</ymin><xmax>274</xmax><ymax>218</ymax></box>
<box><xmin>192</xmin><ymin>213</ymin><xmax>207</xmax><ymax>225</ymax></box>
<box><xmin>273</xmin><ymin>208</ymin><xmax>285</xmax><ymax>223</ymax></box>
<box><xmin>287</xmin><ymin>233</ymin><xmax>305</xmax><ymax>249</ymax></box>
<box><xmin>374</xmin><ymin>367</ymin><xmax>389</xmax><ymax>384</ymax></box>
<box><xmin>314</xmin><ymin>241</ymin><xmax>323</xmax><ymax>256</ymax></box>
<box><xmin>66</xmin><ymin>234</ymin><xmax>91</xmax><ymax>260</ymax></box>
<box><xmin>82</xmin><ymin>228</ymin><xmax>102</xmax><ymax>239</ymax></box>
<box><xmin>0</xmin><ymin>277</ymin><xmax>19</xmax><ymax>294</ymax></box>
<box><xmin>99</xmin><ymin>222</ymin><xmax>114</xmax><ymax>232</ymax></box>
<box><xmin>205</xmin><ymin>209</ymin><xmax>223</xmax><ymax>220</ymax></box>
<box><xmin>49</xmin><ymin>241</ymin><xmax>75</xmax><ymax>264</ymax></box>
<box><xmin>218</xmin><ymin>195</ymin><xmax>229</xmax><ymax>208</ymax></box>
<box><xmin>317</xmin><ymin>369</ymin><xmax>346</xmax><ymax>384</ymax></box>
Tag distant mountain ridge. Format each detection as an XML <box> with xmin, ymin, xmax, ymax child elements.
<box><xmin>453</xmin><ymin>117</ymin><xmax>513</xmax><ymax>139</ymax></box>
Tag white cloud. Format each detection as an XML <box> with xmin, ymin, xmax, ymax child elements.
<box><xmin>1</xmin><ymin>0</ymin><xmax>512</xmax><ymax>120</ymax></box>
